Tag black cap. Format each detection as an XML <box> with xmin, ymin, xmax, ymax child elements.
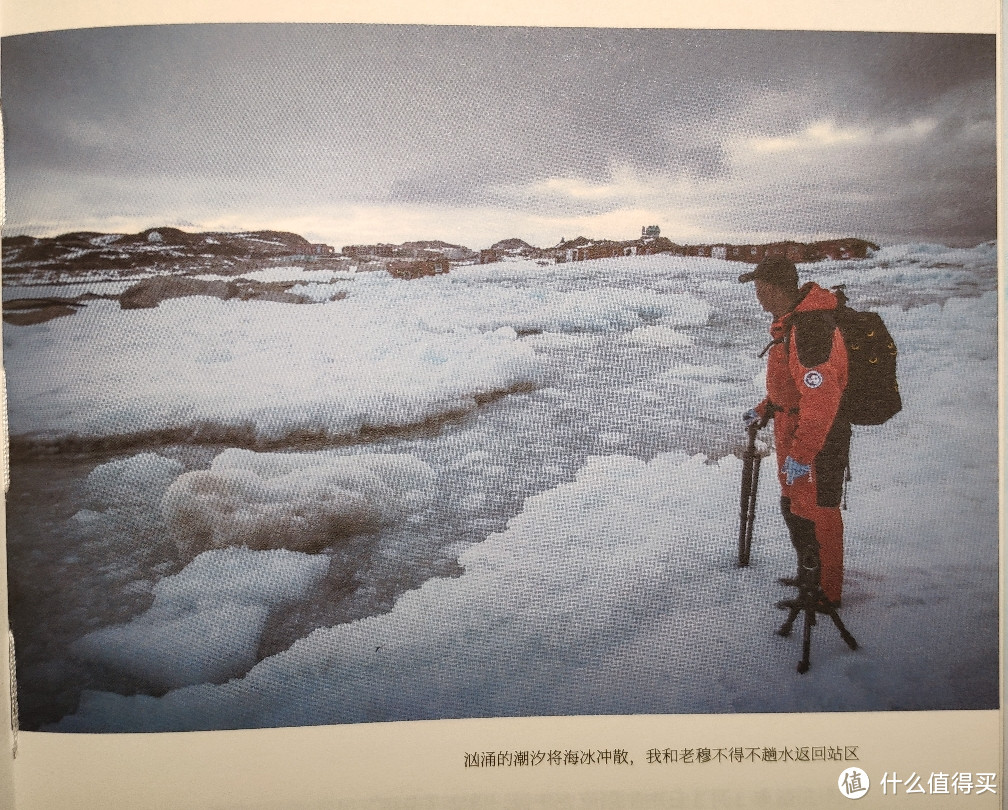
<box><xmin>738</xmin><ymin>255</ymin><xmax>799</xmax><ymax>287</ymax></box>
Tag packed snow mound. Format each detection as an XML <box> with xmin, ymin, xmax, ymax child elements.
<box><xmin>162</xmin><ymin>449</ymin><xmax>436</xmax><ymax>556</ymax></box>
<box><xmin>82</xmin><ymin>452</ymin><xmax>185</xmax><ymax>512</ymax></box>
<box><xmin>69</xmin><ymin>547</ymin><xmax>330</xmax><ymax>690</ymax></box>
<box><xmin>71</xmin><ymin>453</ymin><xmax>185</xmax><ymax>551</ymax></box>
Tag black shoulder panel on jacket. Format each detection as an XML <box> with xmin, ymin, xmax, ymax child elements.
<box><xmin>792</xmin><ymin>312</ymin><xmax>836</xmax><ymax>368</ymax></box>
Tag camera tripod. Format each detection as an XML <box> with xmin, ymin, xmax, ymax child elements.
<box><xmin>737</xmin><ymin>422</ymin><xmax>769</xmax><ymax>567</ymax></box>
<box><xmin>776</xmin><ymin>547</ymin><xmax>858</xmax><ymax>673</ymax></box>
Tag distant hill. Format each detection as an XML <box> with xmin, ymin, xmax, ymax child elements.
<box><xmin>399</xmin><ymin>239</ymin><xmax>467</xmax><ymax>252</ymax></box>
<box><xmin>1</xmin><ymin>228</ymin><xmax>334</xmax><ymax>278</ymax></box>
<box><xmin>3</xmin><ymin>227</ymin><xmax>882</xmax><ymax>280</ymax></box>
<box><xmin>490</xmin><ymin>238</ymin><xmax>537</xmax><ymax>254</ymax></box>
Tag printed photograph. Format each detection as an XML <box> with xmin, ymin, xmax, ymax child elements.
<box><xmin>1</xmin><ymin>24</ymin><xmax>998</xmax><ymax>733</ymax></box>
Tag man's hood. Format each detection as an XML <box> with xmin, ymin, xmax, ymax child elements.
<box><xmin>770</xmin><ymin>282</ymin><xmax>838</xmax><ymax>334</ymax></box>
<box><xmin>791</xmin><ymin>281</ymin><xmax>839</xmax><ymax>314</ymax></box>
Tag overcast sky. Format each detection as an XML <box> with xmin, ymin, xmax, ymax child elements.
<box><xmin>1</xmin><ymin>25</ymin><xmax>996</xmax><ymax>249</ymax></box>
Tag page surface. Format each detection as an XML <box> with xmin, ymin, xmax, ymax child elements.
<box><xmin>1</xmin><ymin>1</ymin><xmax>1001</xmax><ymax>808</ymax></box>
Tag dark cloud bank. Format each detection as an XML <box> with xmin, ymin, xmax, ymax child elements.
<box><xmin>2</xmin><ymin>26</ymin><xmax>996</xmax><ymax>247</ymax></box>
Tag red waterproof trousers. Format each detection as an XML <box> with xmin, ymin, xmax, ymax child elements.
<box><xmin>776</xmin><ymin>420</ymin><xmax>850</xmax><ymax>603</ymax></box>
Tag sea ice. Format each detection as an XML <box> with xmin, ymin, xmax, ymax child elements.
<box><xmin>13</xmin><ymin>246</ymin><xmax>996</xmax><ymax>732</ymax></box>
<box><xmin>69</xmin><ymin>546</ymin><xmax>331</xmax><ymax>691</ymax></box>
<box><xmin>162</xmin><ymin>449</ymin><xmax>436</xmax><ymax>555</ymax></box>
<box><xmin>50</xmin><ymin>281</ymin><xmax>997</xmax><ymax>731</ymax></box>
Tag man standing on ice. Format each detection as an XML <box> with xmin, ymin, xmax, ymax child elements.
<box><xmin>740</xmin><ymin>255</ymin><xmax>850</xmax><ymax>608</ymax></box>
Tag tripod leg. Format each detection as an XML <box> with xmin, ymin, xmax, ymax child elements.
<box><xmin>798</xmin><ymin>603</ymin><xmax>816</xmax><ymax>673</ymax></box>
<box><xmin>742</xmin><ymin>458</ymin><xmax>761</xmax><ymax>566</ymax></box>
<box><xmin>737</xmin><ymin>426</ymin><xmax>760</xmax><ymax>567</ymax></box>
<box><xmin>777</xmin><ymin>603</ymin><xmax>800</xmax><ymax>637</ymax></box>
<box><xmin>738</xmin><ymin>453</ymin><xmax>754</xmax><ymax>566</ymax></box>
<box><xmin>822</xmin><ymin>603</ymin><xmax>859</xmax><ymax>651</ymax></box>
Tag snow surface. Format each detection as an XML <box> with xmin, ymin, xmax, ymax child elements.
<box><xmin>623</xmin><ymin>324</ymin><xmax>694</xmax><ymax>347</ymax></box>
<box><xmin>71</xmin><ymin>453</ymin><xmax>187</xmax><ymax>556</ymax></box>
<box><xmin>13</xmin><ymin>243</ymin><xmax>991</xmax><ymax>729</ymax></box>
<box><xmin>5</xmin><ymin>294</ymin><xmax>539</xmax><ymax>445</ymax></box>
<box><xmin>14</xmin><ymin>245</ymin><xmax>994</xmax><ymax>732</ymax></box>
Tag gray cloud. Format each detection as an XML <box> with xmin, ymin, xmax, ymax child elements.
<box><xmin>2</xmin><ymin>25</ymin><xmax>995</xmax><ymax>246</ymax></box>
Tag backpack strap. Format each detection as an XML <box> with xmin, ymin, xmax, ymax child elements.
<box><xmin>789</xmin><ymin>310</ymin><xmax>837</xmax><ymax>367</ymax></box>
<box><xmin>757</xmin><ymin>336</ymin><xmax>783</xmax><ymax>358</ymax></box>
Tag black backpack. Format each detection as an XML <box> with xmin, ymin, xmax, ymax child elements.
<box><xmin>830</xmin><ymin>287</ymin><xmax>902</xmax><ymax>425</ymax></box>
<box><xmin>776</xmin><ymin>286</ymin><xmax>902</xmax><ymax>426</ymax></box>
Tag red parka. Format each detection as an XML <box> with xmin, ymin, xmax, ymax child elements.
<box><xmin>758</xmin><ymin>283</ymin><xmax>849</xmax><ymax>467</ymax></box>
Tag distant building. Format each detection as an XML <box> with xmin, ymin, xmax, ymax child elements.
<box><xmin>342</xmin><ymin>243</ymin><xmax>399</xmax><ymax>258</ymax></box>
<box><xmin>546</xmin><ymin>235</ymin><xmax>589</xmax><ymax>263</ymax></box>
<box><xmin>762</xmin><ymin>241</ymin><xmax>807</xmax><ymax>262</ymax></box>
<box><xmin>563</xmin><ymin>240</ymin><xmax>624</xmax><ymax>262</ymax></box>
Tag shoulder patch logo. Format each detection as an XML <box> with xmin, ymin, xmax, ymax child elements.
<box><xmin>803</xmin><ymin>370</ymin><xmax>824</xmax><ymax>389</ymax></box>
